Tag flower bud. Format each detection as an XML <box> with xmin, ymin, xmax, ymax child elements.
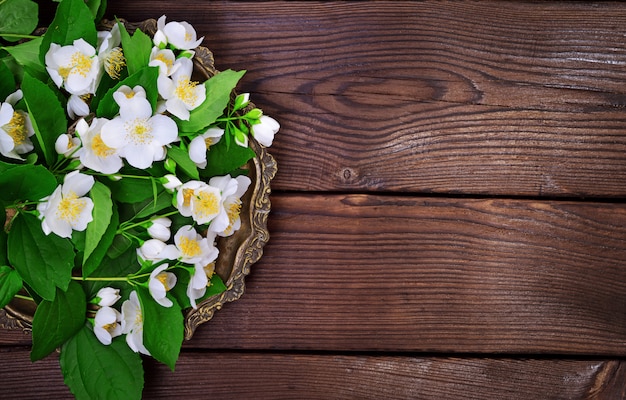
<box><xmin>147</xmin><ymin>217</ymin><xmax>172</xmax><ymax>241</ymax></box>
<box><xmin>95</xmin><ymin>287</ymin><xmax>121</xmax><ymax>307</ymax></box>
<box><xmin>160</xmin><ymin>174</ymin><xmax>182</xmax><ymax>191</ymax></box>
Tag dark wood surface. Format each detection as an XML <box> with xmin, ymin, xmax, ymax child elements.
<box><xmin>2</xmin><ymin>1</ymin><xmax>626</xmax><ymax>398</ymax></box>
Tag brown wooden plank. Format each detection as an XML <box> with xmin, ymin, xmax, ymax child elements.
<box><xmin>2</xmin><ymin>194</ymin><xmax>626</xmax><ymax>353</ymax></box>
<box><xmin>0</xmin><ymin>348</ymin><xmax>623</xmax><ymax>399</ymax></box>
<box><xmin>177</xmin><ymin>194</ymin><xmax>626</xmax><ymax>355</ymax></box>
<box><xmin>102</xmin><ymin>0</ymin><xmax>626</xmax><ymax>196</ymax></box>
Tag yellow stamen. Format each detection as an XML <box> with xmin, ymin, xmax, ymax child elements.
<box><xmin>126</xmin><ymin>119</ymin><xmax>152</xmax><ymax>144</ymax></box>
<box><xmin>56</xmin><ymin>191</ymin><xmax>86</xmax><ymax>223</ymax></box>
<box><xmin>104</xmin><ymin>47</ymin><xmax>126</xmax><ymax>79</ymax></box>
<box><xmin>204</xmin><ymin>263</ymin><xmax>215</xmax><ymax>284</ymax></box>
<box><xmin>91</xmin><ymin>134</ymin><xmax>115</xmax><ymax>157</ymax></box>
<box><xmin>156</xmin><ymin>272</ymin><xmax>172</xmax><ymax>291</ymax></box>
<box><xmin>102</xmin><ymin>322</ymin><xmax>118</xmax><ymax>333</ymax></box>
<box><xmin>222</xmin><ymin>200</ymin><xmax>242</xmax><ymax>235</ymax></box>
<box><xmin>4</xmin><ymin>112</ymin><xmax>27</xmax><ymax>145</ymax></box>
<box><xmin>184</xmin><ymin>32</ymin><xmax>193</xmax><ymax>42</ymax></box>
<box><xmin>153</xmin><ymin>53</ymin><xmax>173</xmax><ymax>70</ymax></box>
<box><xmin>70</xmin><ymin>51</ymin><xmax>94</xmax><ymax>78</ymax></box>
<box><xmin>179</xmin><ymin>236</ymin><xmax>201</xmax><ymax>257</ymax></box>
<box><xmin>204</xmin><ymin>137</ymin><xmax>214</xmax><ymax>150</ymax></box>
<box><xmin>174</xmin><ymin>76</ymin><xmax>199</xmax><ymax>105</ymax></box>
<box><xmin>195</xmin><ymin>191</ymin><xmax>219</xmax><ymax>219</ymax></box>
<box><xmin>182</xmin><ymin>188</ymin><xmax>194</xmax><ymax>207</ymax></box>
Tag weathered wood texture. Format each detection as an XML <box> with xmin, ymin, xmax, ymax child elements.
<box><xmin>3</xmin><ymin>195</ymin><xmax>625</xmax><ymax>353</ymax></box>
<box><xmin>2</xmin><ymin>1</ymin><xmax>626</xmax><ymax>399</ymax></box>
<box><xmin>1</xmin><ymin>348</ymin><xmax>624</xmax><ymax>400</ymax></box>
<box><xmin>105</xmin><ymin>1</ymin><xmax>626</xmax><ymax>197</ymax></box>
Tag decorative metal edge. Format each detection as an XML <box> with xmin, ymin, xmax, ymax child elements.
<box><xmin>0</xmin><ymin>18</ymin><xmax>279</xmax><ymax>340</ymax></box>
<box><xmin>183</xmin><ymin>139</ymin><xmax>277</xmax><ymax>339</ymax></box>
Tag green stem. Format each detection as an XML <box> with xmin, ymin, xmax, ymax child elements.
<box><xmin>14</xmin><ymin>294</ymin><xmax>34</xmax><ymax>302</ymax></box>
<box><xmin>118</xmin><ymin>210</ymin><xmax>179</xmax><ymax>233</ymax></box>
<box><xmin>71</xmin><ymin>276</ymin><xmax>130</xmax><ymax>282</ymax></box>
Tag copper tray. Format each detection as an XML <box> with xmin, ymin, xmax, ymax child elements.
<box><xmin>0</xmin><ymin>19</ymin><xmax>277</xmax><ymax>340</ymax></box>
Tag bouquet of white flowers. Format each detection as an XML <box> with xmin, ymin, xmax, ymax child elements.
<box><xmin>0</xmin><ymin>0</ymin><xmax>278</xmax><ymax>398</ymax></box>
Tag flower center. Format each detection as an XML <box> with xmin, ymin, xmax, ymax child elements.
<box><xmin>4</xmin><ymin>112</ymin><xmax>27</xmax><ymax>145</ymax></box>
<box><xmin>174</xmin><ymin>76</ymin><xmax>199</xmax><ymax>105</ymax></box>
<box><xmin>91</xmin><ymin>134</ymin><xmax>115</xmax><ymax>157</ymax></box>
<box><xmin>156</xmin><ymin>272</ymin><xmax>172</xmax><ymax>290</ymax></box>
<box><xmin>179</xmin><ymin>236</ymin><xmax>201</xmax><ymax>257</ymax></box>
<box><xmin>204</xmin><ymin>262</ymin><xmax>215</xmax><ymax>283</ymax></box>
<box><xmin>66</xmin><ymin>51</ymin><xmax>94</xmax><ymax>78</ymax></box>
<box><xmin>204</xmin><ymin>137</ymin><xmax>214</xmax><ymax>149</ymax></box>
<box><xmin>182</xmin><ymin>188</ymin><xmax>194</xmax><ymax>207</ymax></box>
<box><xmin>195</xmin><ymin>190</ymin><xmax>219</xmax><ymax>218</ymax></box>
<box><xmin>102</xmin><ymin>322</ymin><xmax>118</xmax><ymax>333</ymax></box>
<box><xmin>56</xmin><ymin>191</ymin><xmax>86</xmax><ymax>223</ymax></box>
<box><xmin>154</xmin><ymin>53</ymin><xmax>173</xmax><ymax>70</ymax></box>
<box><xmin>104</xmin><ymin>47</ymin><xmax>126</xmax><ymax>79</ymax></box>
<box><xmin>126</xmin><ymin>118</ymin><xmax>153</xmax><ymax>144</ymax></box>
<box><xmin>184</xmin><ymin>32</ymin><xmax>193</xmax><ymax>42</ymax></box>
<box><xmin>222</xmin><ymin>200</ymin><xmax>242</xmax><ymax>235</ymax></box>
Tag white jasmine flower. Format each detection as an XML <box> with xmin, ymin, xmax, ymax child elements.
<box><xmin>148</xmin><ymin>47</ymin><xmax>179</xmax><ymax>77</ymax></box>
<box><xmin>75</xmin><ymin>117</ymin><xmax>123</xmax><ymax>174</ymax></box>
<box><xmin>54</xmin><ymin>133</ymin><xmax>80</xmax><ymax>157</ymax></box>
<box><xmin>97</xmin><ymin>24</ymin><xmax>125</xmax><ymax>79</ymax></box>
<box><xmin>93</xmin><ymin>306</ymin><xmax>122</xmax><ymax>345</ymax></box>
<box><xmin>175</xmin><ymin>180</ymin><xmax>222</xmax><ymax>225</ymax></box>
<box><xmin>188</xmin><ymin>127</ymin><xmax>224</xmax><ymax>168</ymax></box>
<box><xmin>251</xmin><ymin>115</ymin><xmax>280</xmax><ymax>147</ymax></box>
<box><xmin>100</xmin><ymin>90</ymin><xmax>178</xmax><ymax>169</ymax></box>
<box><xmin>154</xmin><ymin>15</ymin><xmax>204</xmax><ymax>50</ymax></box>
<box><xmin>187</xmin><ymin>262</ymin><xmax>215</xmax><ymax>310</ymax></box>
<box><xmin>45</xmin><ymin>39</ymin><xmax>102</xmax><ymax>95</ymax></box>
<box><xmin>208</xmin><ymin>175</ymin><xmax>251</xmax><ymax>236</ymax></box>
<box><xmin>121</xmin><ymin>291</ymin><xmax>150</xmax><ymax>355</ymax></box>
<box><xmin>137</xmin><ymin>239</ymin><xmax>179</xmax><ymax>263</ymax></box>
<box><xmin>157</xmin><ymin>57</ymin><xmax>205</xmax><ymax>120</ymax></box>
<box><xmin>160</xmin><ymin>174</ymin><xmax>182</xmax><ymax>192</ymax></box>
<box><xmin>174</xmin><ymin>225</ymin><xmax>219</xmax><ymax>268</ymax></box>
<box><xmin>37</xmin><ymin>171</ymin><xmax>95</xmax><ymax>239</ymax></box>
<box><xmin>148</xmin><ymin>264</ymin><xmax>177</xmax><ymax>307</ymax></box>
<box><xmin>147</xmin><ymin>217</ymin><xmax>172</xmax><ymax>242</ymax></box>
<box><xmin>95</xmin><ymin>287</ymin><xmax>121</xmax><ymax>307</ymax></box>
<box><xmin>0</xmin><ymin>101</ymin><xmax>35</xmax><ymax>160</ymax></box>
<box><xmin>111</xmin><ymin>85</ymin><xmax>146</xmax><ymax>110</ymax></box>
<box><xmin>66</xmin><ymin>94</ymin><xmax>90</xmax><ymax>119</ymax></box>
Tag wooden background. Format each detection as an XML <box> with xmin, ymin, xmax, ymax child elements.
<box><xmin>2</xmin><ymin>1</ymin><xmax>626</xmax><ymax>398</ymax></box>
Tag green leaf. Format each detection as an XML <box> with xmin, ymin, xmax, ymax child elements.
<box><xmin>0</xmin><ymin>60</ymin><xmax>16</xmax><ymax>100</ymax></box>
<box><xmin>83</xmin><ymin>182</ymin><xmax>113</xmax><ymax>264</ymax></box>
<box><xmin>0</xmin><ymin>0</ymin><xmax>38</xmax><ymax>41</ymax></box>
<box><xmin>0</xmin><ymin>164</ymin><xmax>57</xmax><ymax>202</ymax></box>
<box><xmin>21</xmin><ymin>72</ymin><xmax>67</xmax><ymax>165</ymax></box>
<box><xmin>0</xmin><ymin>265</ymin><xmax>23</xmax><ymax>309</ymax></box>
<box><xmin>60</xmin><ymin>325</ymin><xmax>144</xmax><ymax>400</ymax></box>
<box><xmin>8</xmin><ymin>213</ymin><xmax>74</xmax><ymax>301</ymax></box>
<box><xmin>0</xmin><ymin>218</ymin><xmax>7</xmax><ymax>265</ymax></box>
<box><xmin>200</xmin><ymin>136</ymin><xmax>256</xmax><ymax>178</ymax></box>
<box><xmin>167</xmin><ymin>145</ymin><xmax>199</xmax><ymax>180</ymax></box>
<box><xmin>136</xmin><ymin>286</ymin><xmax>183</xmax><ymax>370</ymax></box>
<box><xmin>96</xmin><ymin>66</ymin><xmax>159</xmax><ymax>119</ymax></box>
<box><xmin>119</xmin><ymin>23</ymin><xmax>152</xmax><ymax>76</ymax></box>
<box><xmin>105</xmin><ymin>175</ymin><xmax>158</xmax><ymax>204</ymax></box>
<box><xmin>133</xmin><ymin>191</ymin><xmax>175</xmax><ymax>220</ymax></box>
<box><xmin>82</xmin><ymin>206</ymin><xmax>119</xmax><ymax>277</ymax></box>
<box><xmin>31</xmin><ymin>280</ymin><xmax>86</xmax><ymax>361</ymax></box>
<box><xmin>40</xmin><ymin>0</ymin><xmax>97</xmax><ymax>64</ymax></box>
<box><xmin>176</xmin><ymin>69</ymin><xmax>246</xmax><ymax>133</ymax></box>
<box><xmin>106</xmin><ymin>234</ymin><xmax>133</xmax><ymax>259</ymax></box>
<box><xmin>3</xmin><ymin>37</ymin><xmax>47</xmax><ymax>82</ymax></box>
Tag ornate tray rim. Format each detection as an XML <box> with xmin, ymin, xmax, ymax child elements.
<box><xmin>0</xmin><ymin>18</ymin><xmax>278</xmax><ymax>340</ymax></box>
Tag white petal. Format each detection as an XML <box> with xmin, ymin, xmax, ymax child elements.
<box><xmin>188</xmin><ymin>136</ymin><xmax>207</xmax><ymax>164</ymax></box>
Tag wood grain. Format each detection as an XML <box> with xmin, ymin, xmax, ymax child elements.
<box><xmin>0</xmin><ymin>348</ymin><xmax>622</xmax><ymax>400</ymax></box>
<box><xmin>105</xmin><ymin>1</ymin><xmax>626</xmax><ymax>197</ymax></box>
<box><xmin>3</xmin><ymin>194</ymin><xmax>626</xmax><ymax>353</ymax></box>
<box><xmin>180</xmin><ymin>194</ymin><xmax>626</xmax><ymax>354</ymax></box>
